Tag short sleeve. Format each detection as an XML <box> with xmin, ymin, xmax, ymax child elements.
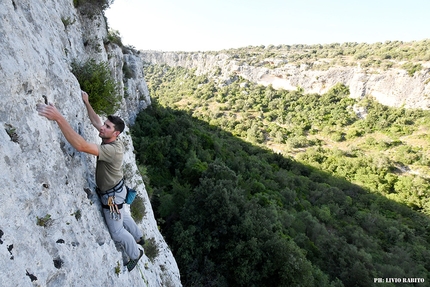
<box><xmin>98</xmin><ymin>144</ymin><xmax>116</xmax><ymax>163</ymax></box>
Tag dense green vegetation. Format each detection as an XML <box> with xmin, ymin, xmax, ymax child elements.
<box><xmin>132</xmin><ymin>62</ymin><xmax>430</xmax><ymax>286</ymax></box>
<box><xmin>71</xmin><ymin>59</ymin><xmax>120</xmax><ymax>116</ymax></box>
<box><xmin>142</xmin><ymin>64</ymin><xmax>430</xmax><ymax>211</ymax></box>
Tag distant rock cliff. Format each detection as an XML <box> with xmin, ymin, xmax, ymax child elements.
<box><xmin>140</xmin><ymin>51</ymin><xmax>430</xmax><ymax>110</ymax></box>
<box><xmin>0</xmin><ymin>1</ymin><xmax>181</xmax><ymax>286</ymax></box>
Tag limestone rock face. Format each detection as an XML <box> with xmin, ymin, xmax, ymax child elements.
<box><xmin>140</xmin><ymin>51</ymin><xmax>430</xmax><ymax>110</ymax></box>
<box><xmin>0</xmin><ymin>1</ymin><xmax>180</xmax><ymax>286</ymax></box>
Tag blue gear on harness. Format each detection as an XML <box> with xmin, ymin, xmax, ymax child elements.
<box><xmin>124</xmin><ymin>186</ymin><xmax>137</xmax><ymax>204</ymax></box>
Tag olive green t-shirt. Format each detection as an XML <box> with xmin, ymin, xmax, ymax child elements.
<box><xmin>96</xmin><ymin>139</ymin><xmax>124</xmax><ymax>193</ymax></box>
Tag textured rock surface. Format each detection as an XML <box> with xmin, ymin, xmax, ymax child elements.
<box><xmin>140</xmin><ymin>51</ymin><xmax>430</xmax><ymax>109</ymax></box>
<box><xmin>0</xmin><ymin>0</ymin><xmax>180</xmax><ymax>286</ymax></box>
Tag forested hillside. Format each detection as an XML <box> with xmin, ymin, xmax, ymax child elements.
<box><xmin>219</xmin><ymin>40</ymin><xmax>430</xmax><ymax>70</ymax></box>
<box><xmin>131</xmin><ymin>44</ymin><xmax>430</xmax><ymax>286</ymax></box>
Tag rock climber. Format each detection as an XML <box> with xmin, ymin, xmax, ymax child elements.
<box><xmin>36</xmin><ymin>91</ymin><xmax>144</xmax><ymax>272</ymax></box>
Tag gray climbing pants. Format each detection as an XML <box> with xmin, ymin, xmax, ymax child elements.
<box><xmin>100</xmin><ymin>186</ymin><xmax>143</xmax><ymax>260</ymax></box>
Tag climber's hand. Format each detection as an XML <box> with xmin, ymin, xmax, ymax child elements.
<box><xmin>36</xmin><ymin>103</ymin><xmax>62</xmax><ymax>121</ymax></box>
<box><xmin>81</xmin><ymin>91</ymin><xmax>89</xmax><ymax>104</ymax></box>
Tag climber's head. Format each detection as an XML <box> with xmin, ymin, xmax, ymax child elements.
<box><xmin>107</xmin><ymin>115</ymin><xmax>125</xmax><ymax>134</ymax></box>
<box><xmin>99</xmin><ymin>116</ymin><xmax>125</xmax><ymax>142</ymax></box>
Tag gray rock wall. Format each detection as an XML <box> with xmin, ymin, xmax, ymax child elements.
<box><xmin>140</xmin><ymin>51</ymin><xmax>430</xmax><ymax>110</ymax></box>
<box><xmin>0</xmin><ymin>1</ymin><xmax>180</xmax><ymax>286</ymax></box>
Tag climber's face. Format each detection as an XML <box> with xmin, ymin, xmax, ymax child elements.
<box><xmin>99</xmin><ymin>119</ymin><xmax>120</xmax><ymax>141</ymax></box>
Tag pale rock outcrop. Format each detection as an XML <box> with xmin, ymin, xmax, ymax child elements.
<box><xmin>140</xmin><ymin>51</ymin><xmax>430</xmax><ymax>110</ymax></box>
<box><xmin>0</xmin><ymin>0</ymin><xmax>180</xmax><ymax>286</ymax></box>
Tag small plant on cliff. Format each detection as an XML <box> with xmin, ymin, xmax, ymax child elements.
<box><xmin>130</xmin><ymin>194</ymin><xmax>146</xmax><ymax>223</ymax></box>
<box><xmin>114</xmin><ymin>261</ymin><xmax>121</xmax><ymax>276</ymax></box>
<box><xmin>107</xmin><ymin>29</ymin><xmax>123</xmax><ymax>47</ymax></box>
<box><xmin>73</xmin><ymin>0</ymin><xmax>113</xmax><ymax>14</ymax></box>
<box><xmin>71</xmin><ymin>209</ymin><xmax>82</xmax><ymax>221</ymax></box>
<box><xmin>36</xmin><ymin>214</ymin><xmax>52</xmax><ymax>228</ymax></box>
<box><xmin>143</xmin><ymin>237</ymin><xmax>159</xmax><ymax>263</ymax></box>
<box><xmin>61</xmin><ymin>17</ymin><xmax>76</xmax><ymax>29</ymax></box>
<box><xmin>71</xmin><ymin>59</ymin><xmax>121</xmax><ymax>116</ymax></box>
<box><xmin>5</xmin><ymin>123</ymin><xmax>19</xmax><ymax>143</ymax></box>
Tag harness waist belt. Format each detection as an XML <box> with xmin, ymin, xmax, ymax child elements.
<box><xmin>97</xmin><ymin>178</ymin><xmax>124</xmax><ymax>196</ymax></box>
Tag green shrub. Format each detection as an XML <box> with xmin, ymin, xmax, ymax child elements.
<box><xmin>401</xmin><ymin>62</ymin><xmax>423</xmax><ymax>77</ymax></box>
<box><xmin>143</xmin><ymin>237</ymin><xmax>159</xmax><ymax>262</ymax></box>
<box><xmin>71</xmin><ymin>59</ymin><xmax>121</xmax><ymax>116</ymax></box>
<box><xmin>73</xmin><ymin>0</ymin><xmax>113</xmax><ymax>12</ymax></box>
<box><xmin>107</xmin><ymin>29</ymin><xmax>123</xmax><ymax>47</ymax></box>
<box><xmin>330</xmin><ymin>131</ymin><xmax>345</xmax><ymax>142</ymax></box>
<box><xmin>286</xmin><ymin>136</ymin><xmax>312</xmax><ymax>148</ymax></box>
<box><xmin>130</xmin><ymin>194</ymin><xmax>146</xmax><ymax>223</ymax></box>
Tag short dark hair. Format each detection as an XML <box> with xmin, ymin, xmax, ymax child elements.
<box><xmin>108</xmin><ymin>115</ymin><xmax>125</xmax><ymax>133</ymax></box>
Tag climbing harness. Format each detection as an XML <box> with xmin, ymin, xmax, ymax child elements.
<box><xmin>97</xmin><ymin>179</ymin><xmax>125</xmax><ymax>221</ymax></box>
<box><xmin>98</xmin><ymin>178</ymin><xmax>124</xmax><ymax>196</ymax></box>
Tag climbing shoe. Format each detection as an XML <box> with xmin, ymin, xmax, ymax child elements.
<box><xmin>137</xmin><ymin>237</ymin><xmax>145</xmax><ymax>246</ymax></box>
<box><xmin>126</xmin><ymin>249</ymin><xmax>144</xmax><ymax>272</ymax></box>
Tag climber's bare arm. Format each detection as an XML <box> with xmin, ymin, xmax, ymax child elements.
<box><xmin>36</xmin><ymin>103</ymin><xmax>99</xmax><ymax>156</ymax></box>
<box><xmin>81</xmin><ymin>91</ymin><xmax>103</xmax><ymax>131</ymax></box>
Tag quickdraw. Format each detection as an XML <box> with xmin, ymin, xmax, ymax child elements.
<box><xmin>108</xmin><ymin>196</ymin><xmax>121</xmax><ymax>220</ymax></box>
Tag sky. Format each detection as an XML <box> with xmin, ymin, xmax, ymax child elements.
<box><xmin>105</xmin><ymin>0</ymin><xmax>430</xmax><ymax>52</ymax></box>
